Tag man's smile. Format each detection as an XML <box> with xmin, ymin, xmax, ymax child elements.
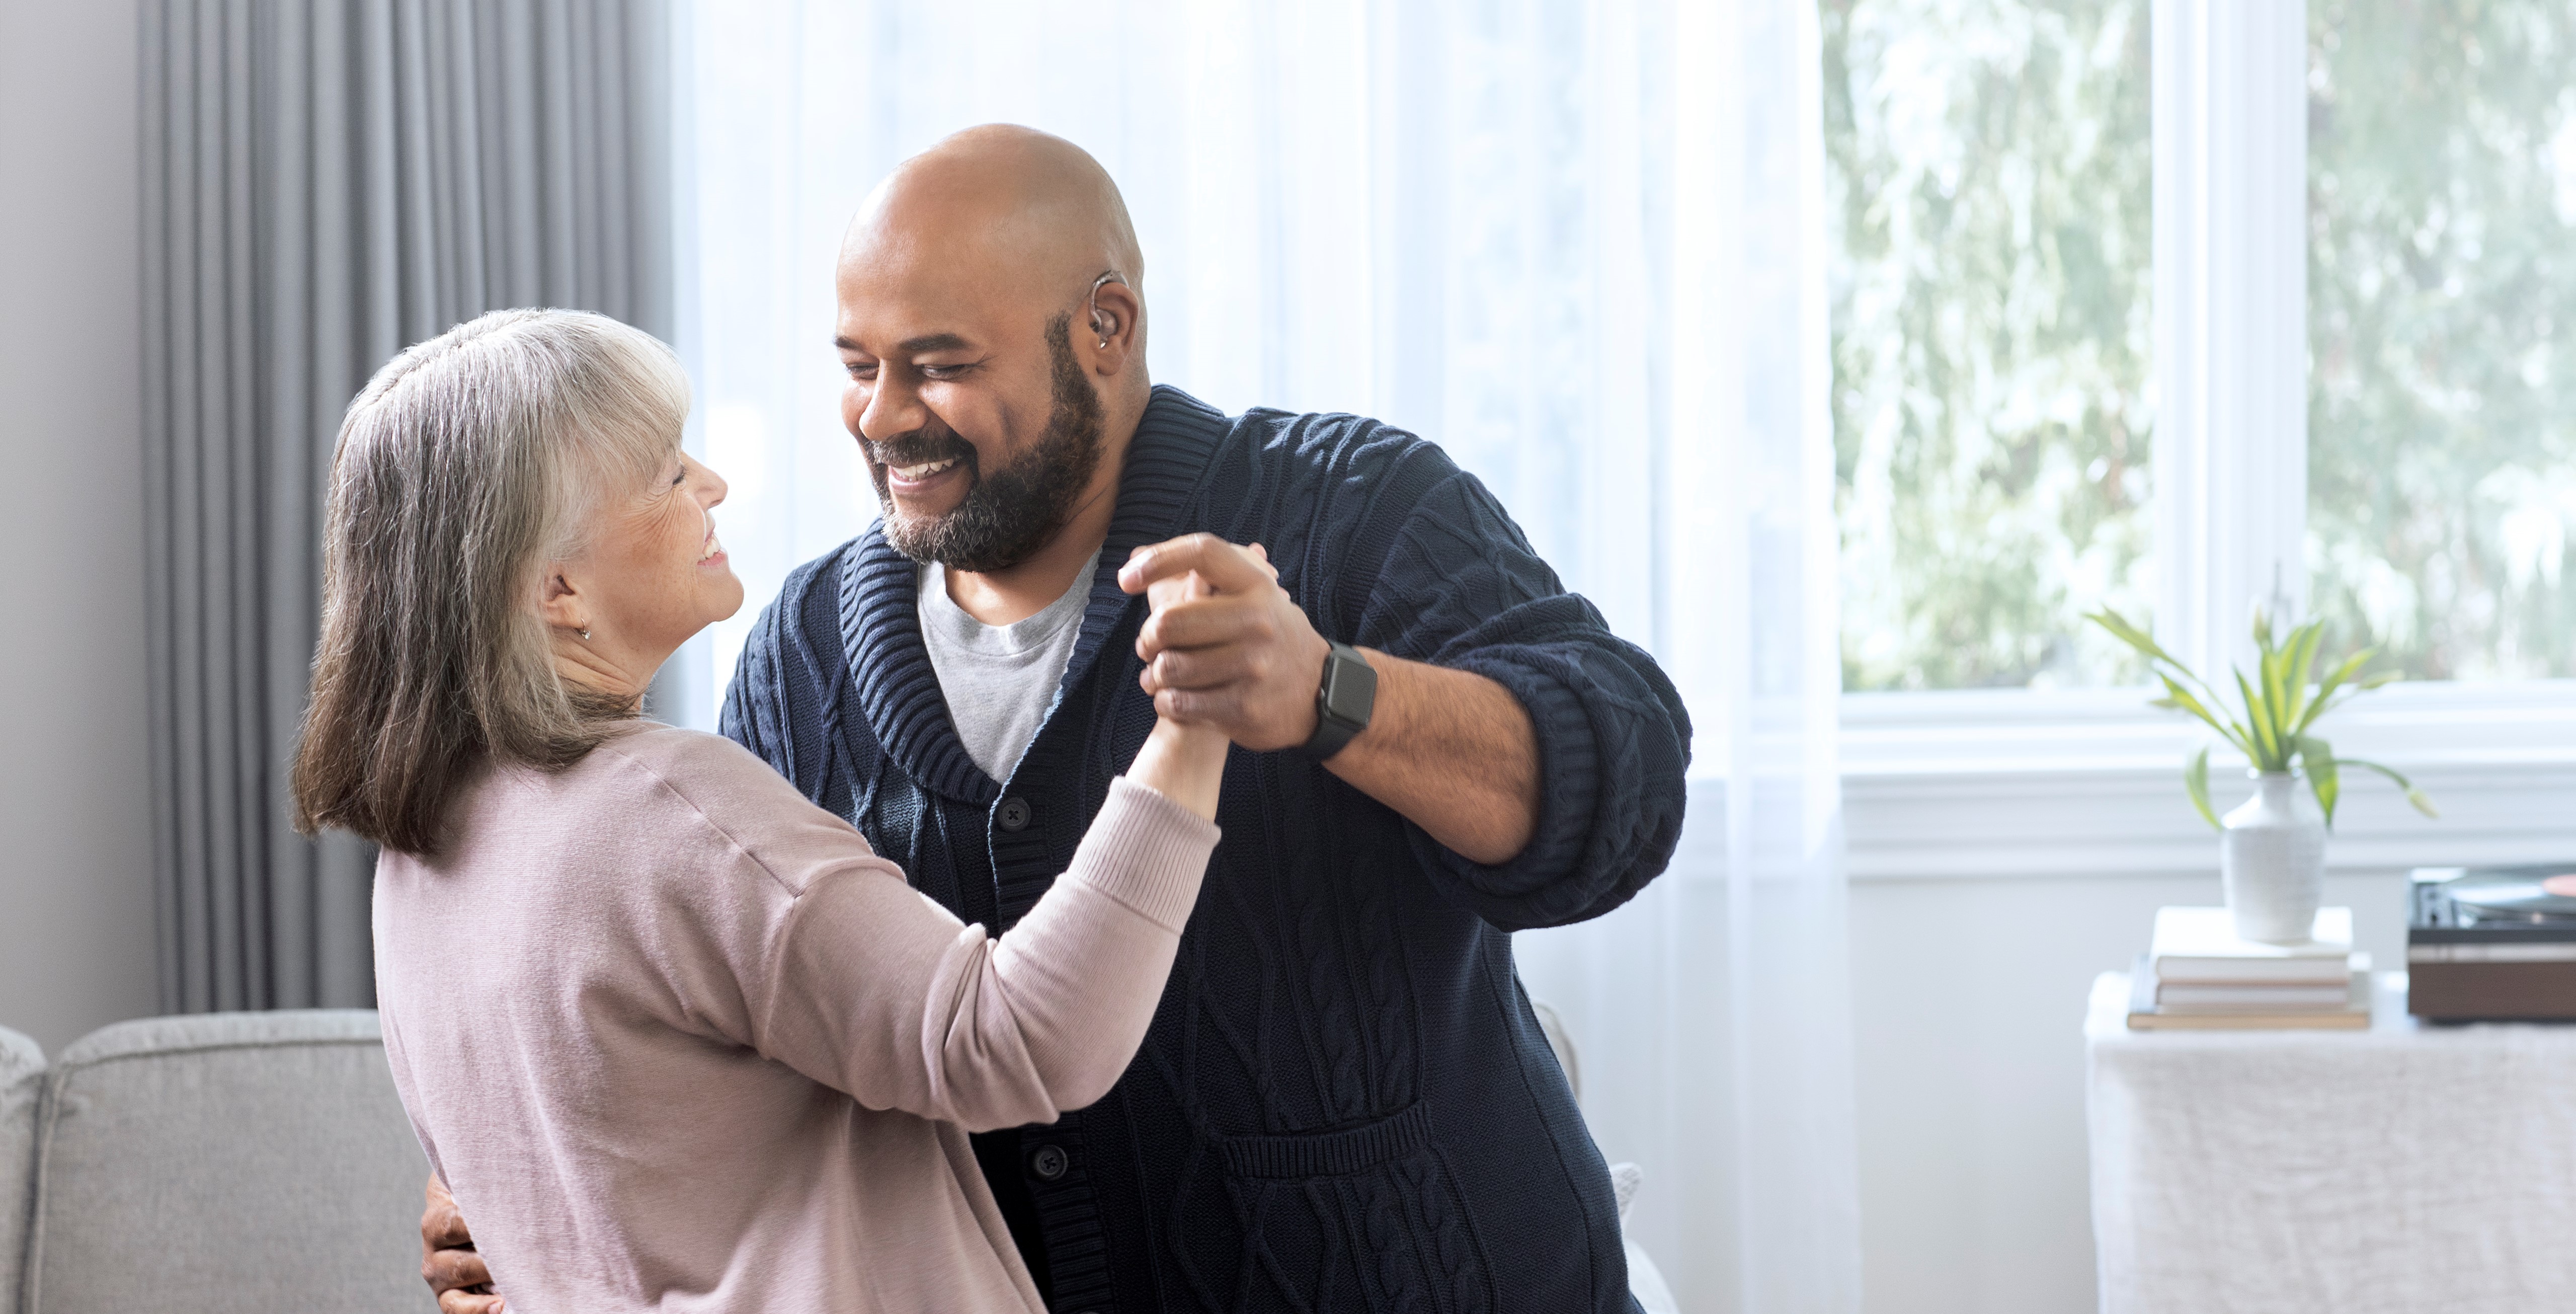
<box><xmin>890</xmin><ymin>456</ymin><xmax>959</xmax><ymax>480</ymax></box>
<box><xmin>884</xmin><ymin>454</ymin><xmax>967</xmax><ymax>496</ymax></box>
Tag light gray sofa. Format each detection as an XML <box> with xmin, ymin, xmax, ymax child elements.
<box><xmin>2</xmin><ymin>1011</ymin><xmax>427</xmax><ymax>1314</ymax></box>
<box><xmin>1</xmin><ymin>1026</ymin><xmax>41</xmax><ymax>1314</ymax></box>
<box><xmin>2</xmin><ymin>1007</ymin><xmax>1676</xmax><ymax>1312</ymax></box>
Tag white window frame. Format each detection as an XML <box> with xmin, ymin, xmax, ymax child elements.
<box><xmin>1842</xmin><ymin>0</ymin><xmax>2576</xmax><ymax>881</ymax></box>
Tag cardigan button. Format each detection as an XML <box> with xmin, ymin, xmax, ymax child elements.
<box><xmin>1028</xmin><ymin>1143</ymin><xmax>1070</xmax><ymax>1182</ymax></box>
<box><xmin>996</xmin><ymin>796</ymin><xmax>1033</xmax><ymax>832</ymax></box>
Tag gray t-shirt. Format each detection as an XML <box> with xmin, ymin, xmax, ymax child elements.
<box><xmin>918</xmin><ymin>558</ymin><xmax>1094</xmax><ymax>783</ymax></box>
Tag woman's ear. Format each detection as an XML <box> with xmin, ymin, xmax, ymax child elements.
<box><xmin>536</xmin><ymin>566</ymin><xmax>588</xmax><ymax>635</ymax></box>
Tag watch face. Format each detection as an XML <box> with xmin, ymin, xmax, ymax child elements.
<box><xmin>1322</xmin><ymin>647</ymin><xmax>1377</xmax><ymax>725</ymax></box>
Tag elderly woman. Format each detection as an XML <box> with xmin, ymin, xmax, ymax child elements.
<box><xmin>290</xmin><ymin>307</ymin><xmax>1227</xmax><ymax>1312</ymax></box>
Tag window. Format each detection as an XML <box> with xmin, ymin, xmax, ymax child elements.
<box><xmin>1834</xmin><ymin>1</ymin><xmax>2576</xmax><ymax>877</ymax></box>
<box><xmin>1830</xmin><ymin>0</ymin><xmax>2576</xmax><ymax>696</ymax></box>
<box><xmin>1822</xmin><ymin>0</ymin><xmax>2154</xmax><ymax>691</ymax></box>
<box><xmin>2309</xmin><ymin>1</ymin><xmax>2576</xmax><ymax>681</ymax></box>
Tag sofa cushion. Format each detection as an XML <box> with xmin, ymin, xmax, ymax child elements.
<box><xmin>1</xmin><ymin>1025</ymin><xmax>43</xmax><ymax>1314</ymax></box>
<box><xmin>24</xmin><ymin>1011</ymin><xmax>425</xmax><ymax>1313</ymax></box>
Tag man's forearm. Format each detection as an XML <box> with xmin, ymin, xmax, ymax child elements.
<box><xmin>1325</xmin><ymin>651</ymin><xmax>1539</xmax><ymax>866</ymax></box>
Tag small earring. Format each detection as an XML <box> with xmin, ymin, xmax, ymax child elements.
<box><xmin>578</xmin><ymin>627</ymin><xmax>592</xmax><ymax>641</ymax></box>
<box><xmin>1098</xmin><ymin>339</ymin><xmax>1109</xmax><ymax>349</ymax></box>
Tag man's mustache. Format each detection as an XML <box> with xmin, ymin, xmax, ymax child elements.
<box><xmin>863</xmin><ymin>428</ymin><xmax>978</xmax><ymax>474</ymax></box>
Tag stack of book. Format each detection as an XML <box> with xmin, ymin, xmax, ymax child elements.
<box><xmin>2126</xmin><ymin>906</ymin><xmax>2371</xmax><ymax>1030</ymax></box>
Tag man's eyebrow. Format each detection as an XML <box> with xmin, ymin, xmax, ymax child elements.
<box><xmin>896</xmin><ymin>332</ymin><xmax>971</xmax><ymax>353</ymax></box>
<box><xmin>832</xmin><ymin>332</ymin><xmax>974</xmax><ymax>354</ymax></box>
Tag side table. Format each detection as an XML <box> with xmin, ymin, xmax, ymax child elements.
<box><xmin>2086</xmin><ymin>971</ymin><xmax>2576</xmax><ymax>1313</ymax></box>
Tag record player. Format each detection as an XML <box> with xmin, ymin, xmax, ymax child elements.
<box><xmin>2409</xmin><ymin>866</ymin><xmax>2576</xmax><ymax>1021</ymax></box>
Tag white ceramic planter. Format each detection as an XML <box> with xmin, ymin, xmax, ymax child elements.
<box><xmin>2220</xmin><ymin>770</ymin><xmax>2327</xmax><ymax>943</ymax></box>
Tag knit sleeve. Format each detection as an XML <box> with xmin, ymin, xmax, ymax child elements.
<box><xmin>1342</xmin><ymin>452</ymin><xmax>1692</xmax><ymax>932</ymax></box>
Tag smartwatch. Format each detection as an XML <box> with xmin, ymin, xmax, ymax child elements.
<box><xmin>1302</xmin><ymin>642</ymin><xmax>1377</xmax><ymax>760</ymax></box>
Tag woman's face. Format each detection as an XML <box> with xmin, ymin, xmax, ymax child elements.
<box><xmin>564</xmin><ymin>449</ymin><xmax>742</xmax><ymax>679</ymax></box>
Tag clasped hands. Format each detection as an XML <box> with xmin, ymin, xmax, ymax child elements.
<box><xmin>1119</xmin><ymin>533</ymin><xmax>1333</xmax><ymax>753</ymax></box>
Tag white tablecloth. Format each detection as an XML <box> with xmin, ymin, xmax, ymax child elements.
<box><xmin>2087</xmin><ymin>971</ymin><xmax>2576</xmax><ymax>1314</ymax></box>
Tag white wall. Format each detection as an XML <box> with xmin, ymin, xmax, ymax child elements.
<box><xmin>1849</xmin><ymin>867</ymin><xmax>2410</xmax><ymax>1313</ymax></box>
<box><xmin>0</xmin><ymin>0</ymin><xmax>157</xmax><ymax>1056</ymax></box>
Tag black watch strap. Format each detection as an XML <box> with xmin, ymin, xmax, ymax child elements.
<box><xmin>1303</xmin><ymin>642</ymin><xmax>1377</xmax><ymax>760</ymax></box>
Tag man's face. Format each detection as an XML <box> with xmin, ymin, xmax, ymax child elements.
<box><xmin>834</xmin><ymin>255</ymin><xmax>1106</xmax><ymax>573</ymax></box>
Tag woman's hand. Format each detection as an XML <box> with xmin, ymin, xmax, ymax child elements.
<box><xmin>1119</xmin><ymin>546</ymin><xmax>1271</xmax><ymax>820</ymax></box>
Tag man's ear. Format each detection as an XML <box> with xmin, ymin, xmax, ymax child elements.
<box><xmin>536</xmin><ymin>565</ymin><xmax>587</xmax><ymax>634</ymax></box>
<box><xmin>1087</xmin><ymin>279</ymin><xmax>1143</xmax><ymax>375</ymax></box>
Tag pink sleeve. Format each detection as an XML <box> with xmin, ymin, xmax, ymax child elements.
<box><xmin>753</xmin><ymin>778</ymin><xmax>1219</xmax><ymax>1131</ymax></box>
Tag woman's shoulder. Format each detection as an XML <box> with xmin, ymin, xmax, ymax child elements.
<box><xmin>578</xmin><ymin>725</ymin><xmax>882</xmax><ymax>889</ymax></box>
<box><xmin>585</xmin><ymin>723</ymin><xmax>830</xmax><ymax>820</ymax></box>
<box><xmin>589</xmin><ymin>721</ymin><xmax>775</xmax><ymax>777</ymax></box>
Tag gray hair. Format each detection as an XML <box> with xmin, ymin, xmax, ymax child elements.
<box><xmin>291</xmin><ymin>308</ymin><xmax>689</xmax><ymax>855</ymax></box>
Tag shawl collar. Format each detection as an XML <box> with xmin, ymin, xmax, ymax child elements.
<box><xmin>833</xmin><ymin>385</ymin><xmax>1230</xmax><ymax>804</ymax></box>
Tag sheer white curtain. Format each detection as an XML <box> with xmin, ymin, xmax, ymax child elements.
<box><xmin>677</xmin><ymin>2</ymin><xmax>1857</xmax><ymax>1309</ymax></box>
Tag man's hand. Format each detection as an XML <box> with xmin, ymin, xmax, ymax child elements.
<box><xmin>1121</xmin><ymin>535</ymin><xmax>1321</xmax><ymax>751</ymax></box>
<box><xmin>1123</xmin><ymin>533</ymin><xmax>1541</xmax><ymax>865</ymax></box>
<box><xmin>422</xmin><ymin>1173</ymin><xmax>502</xmax><ymax>1314</ymax></box>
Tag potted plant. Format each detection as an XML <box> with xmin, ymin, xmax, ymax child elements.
<box><xmin>2088</xmin><ymin>608</ymin><xmax>2437</xmax><ymax>943</ymax></box>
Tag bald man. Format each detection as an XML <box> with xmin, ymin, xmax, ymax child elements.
<box><xmin>423</xmin><ymin>125</ymin><xmax>1688</xmax><ymax>1313</ymax></box>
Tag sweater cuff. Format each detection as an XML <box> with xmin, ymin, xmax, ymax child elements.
<box><xmin>1068</xmin><ymin>777</ymin><xmax>1223</xmax><ymax>933</ymax></box>
<box><xmin>1447</xmin><ymin>653</ymin><xmax>1598</xmax><ymax>880</ymax></box>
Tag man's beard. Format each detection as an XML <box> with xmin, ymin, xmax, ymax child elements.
<box><xmin>866</xmin><ymin>315</ymin><xmax>1107</xmax><ymax>574</ymax></box>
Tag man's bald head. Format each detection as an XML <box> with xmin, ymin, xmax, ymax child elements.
<box><xmin>843</xmin><ymin>125</ymin><xmax>1144</xmax><ymax>316</ymax></box>
<box><xmin>831</xmin><ymin>126</ymin><xmax>1153</xmax><ymax>576</ymax></box>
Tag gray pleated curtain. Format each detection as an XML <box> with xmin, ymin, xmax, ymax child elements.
<box><xmin>140</xmin><ymin>0</ymin><xmax>671</xmax><ymax>1013</ymax></box>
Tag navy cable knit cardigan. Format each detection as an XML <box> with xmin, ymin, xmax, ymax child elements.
<box><xmin>722</xmin><ymin>385</ymin><xmax>1690</xmax><ymax>1313</ymax></box>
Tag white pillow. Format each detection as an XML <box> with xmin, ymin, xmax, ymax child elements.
<box><xmin>1532</xmin><ymin>998</ymin><xmax>1682</xmax><ymax>1313</ymax></box>
<box><xmin>1613</xmin><ymin>1162</ymin><xmax>1681</xmax><ymax>1314</ymax></box>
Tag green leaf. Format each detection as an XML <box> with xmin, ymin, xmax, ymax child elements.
<box><xmin>2086</xmin><ymin>609</ymin><xmax>2161</xmax><ymax>659</ymax></box>
<box><xmin>2087</xmin><ymin>610</ymin><xmax>2231</xmax><ymax>707</ymax></box>
<box><xmin>2357</xmin><ymin>669</ymin><xmax>2401</xmax><ymax>689</ymax></box>
<box><xmin>2295</xmin><ymin>649</ymin><xmax>2375</xmax><ymax>735</ymax></box>
<box><xmin>2234</xmin><ymin>669</ymin><xmax>2283</xmax><ymax>769</ymax></box>
<box><xmin>2184</xmin><ymin>745</ymin><xmax>2220</xmax><ymax>830</ymax></box>
<box><xmin>2334</xmin><ymin>757</ymin><xmax>2441</xmax><ymax>819</ymax></box>
<box><xmin>2258</xmin><ymin>643</ymin><xmax>2285</xmax><ymax>739</ymax></box>
<box><xmin>2252</xmin><ymin>604</ymin><xmax>2275</xmax><ymax>659</ymax></box>
<box><xmin>2300</xmin><ymin>735</ymin><xmax>2340</xmax><ymax>829</ymax></box>
<box><xmin>2157</xmin><ymin>674</ymin><xmax>2253</xmax><ymax>756</ymax></box>
<box><xmin>2311</xmin><ymin>686</ymin><xmax>2371</xmax><ymax>723</ymax></box>
<box><xmin>2282</xmin><ymin>622</ymin><xmax>2325</xmax><ymax>728</ymax></box>
<box><xmin>2087</xmin><ymin>610</ymin><xmax>2190</xmax><ymax>681</ymax></box>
